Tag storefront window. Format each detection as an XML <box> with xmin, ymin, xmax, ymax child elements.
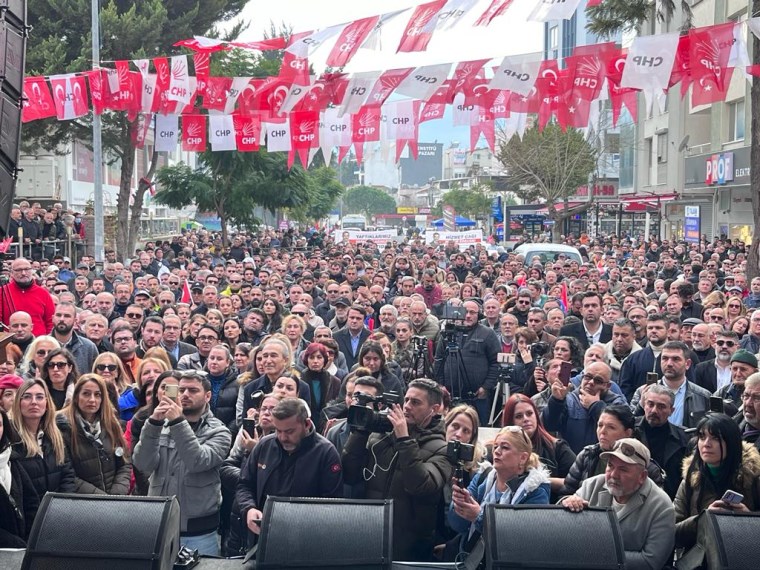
<box><xmin>729</xmin><ymin>224</ymin><xmax>752</xmax><ymax>244</ymax></box>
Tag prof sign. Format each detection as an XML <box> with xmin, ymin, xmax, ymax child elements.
<box><xmin>705</xmin><ymin>152</ymin><xmax>734</xmax><ymax>185</ymax></box>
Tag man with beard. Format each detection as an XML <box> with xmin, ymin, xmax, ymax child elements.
<box><xmin>626</xmin><ymin>306</ymin><xmax>649</xmax><ymax>348</ymax></box>
<box><xmin>51</xmin><ymin>302</ymin><xmax>98</xmax><ymax>374</ymax></box>
<box><xmin>545</xmin><ymin>308</ymin><xmax>565</xmax><ymax>337</ymax></box>
<box><xmin>242</xmin><ymin>309</ymin><xmax>267</xmax><ymax>346</ymax></box>
<box><xmin>527</xmin><ymin>308</ymin><xmax>557</xmax><ymax>347</ymax></box>
<box><xmin>619</xmin><ymin>315</ymin><xmax>697</xmax><ymax>402</ymax></box>
<box><xmin>635</xmin><ymin>385</ymin><xmax>689</xmax><ymax>499</ymax></box>
<box><xmin>738</xmin><ymin>373</ymin><xmax>760</xmax><ymax>447</ymax></box>
<box><xmin>409</xmin><ymin>300</ymin><xmax>439</xmax><ymax>341</ymax></box>
<box><xmin>605</xmin><ymin>318</ymin><xmax>642</xmax><ymax>385</ymax></box>
<box><xmin>695</xmin><ymin>331</ymin><xmax>739</xmax><ymax>393</ymax></box>
<box><xmin>560</xmin><ymin>292</ymin><xmax>612</xmax><ymax>351</ymax></box>
<box><xmin>561</xmin><ymin>438</ymin><xmax>675</xmax><ymax>570</ymax></box>
<box><xmin>630</xmin><ymin>342</ymin><xmax>710</xmax><ymax>429</ymax></box>
<box><xmin>377</xmin><ymin>305</ymin><xmax>398</xmax><ymax>340</ymax></box>
<box><xmin>8</xmin><ymin>311</ymin><xmax>34</xmax><ymax>355</ymax></box>
<box><xmin>0</xmin><ymin>259</ymin><xmax>55</xmax><ymax>336</ymax></box>
<box><xmin>690</xmin><ymin>323</ymin><xmax>716</xmax><ymax>362</ymax></box>
<box><xmin>415</xmin><ymin>269</ymin><xmax>441</xmax><ymax>310</ymax></box>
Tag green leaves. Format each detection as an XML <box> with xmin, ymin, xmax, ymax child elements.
<box><xmin>440</xmin><ymin>183</ymin><xmax>493</xmax><ymax>220</ymax></box>
<box><xmin>586</xmin><ymin>0</ymin><xmax>692</xmax><ymax>37</ymax></box>
<box><xmin>342</xmin><ymin>185</ymin><xmax>397</xmax><ymax>220</ymax></box>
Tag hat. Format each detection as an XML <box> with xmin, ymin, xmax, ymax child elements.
<box><xmin>77</xmin><ymin>262</ymin><xmax>88</xmax><ymax>269</ymax></box>
<box><xmin>0</xmin><ymin>374</ymin><xmax>23</xmax><ymax>391</ymax></box>
<box><xmin>681</xmin><ymin>318</ymin><xmax>703</xmax><ymax>327</ymax></box>
<box><xmin>730</xmin><ymin>349</ymin><xmax>758</xmax><ymax>368</ymax></box>
<box><xmin>334</xmin><ymin>297</ymin><xmax>351</xmax><ymax>307</ymax></box>
<box><xmin>724</xmin><ymin>275</ymin><xmax>735</xmax><ymax>280</ymax></box>
<box><xmin>243</xmin><ymin>257</ymin><xmax>255</xmax><ymax>265</ymax></box>
<box><xmin>63</xmin><ymin>257</ymin><xmax>71</xmax><ymax>263</ymax></box>
<box><xmin>134</xmin><ymin>289</ymin><xmax>151</xmax><ymax>298</ymax></box>
<box><xmin>727</xmin><ymin>286</ymin><xmax>742</xmax><ymax>293</ymax></box>
<box><xmin>600</xmin><ymin>438</ymin><xmax>650</xmax><ymax>469</ymax></box>
<box><xmin>191</xmin><ymin>282</ymin><xmax>204</xmax><ymax>291</ymax></box>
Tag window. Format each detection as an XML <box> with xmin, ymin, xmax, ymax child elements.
<box><xmin>657</xmin><ymin>133</ymin><xmax>668</xmax><ymax>163</ymax></box>
<box><xmin>549</xmin><ymin>26</ymin><xmax>558</xmax><ymax>51</ymax></box>
<box><xmin>645</xmin><ymin>137</ymin><xmax>654</xmax><ymax>185</ymax></box>
<box><xmin>729</xmin><ymin>100</ymin><xmax>745</xmax><ymax>141</ymax></box>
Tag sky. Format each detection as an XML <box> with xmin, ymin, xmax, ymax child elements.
<box><xmin>224</xmin><ymin>0</ymin><xmax>545</xmax><ymax>147</ymax></box>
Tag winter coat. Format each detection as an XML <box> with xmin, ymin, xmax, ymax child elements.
<box><xmin>10</xmin><ymin>435</ymin><xmax>76</xmax><ymax>499</ymax></box>
<box><xmin>301</xmin><ymin>369</ymin><xmax>341</xmax><ymax>432</ymax></box>
<box><xmin>56</xmin><ymin>416</ymin><xmax>131</xmax><ymax>495</ymax></box>
<box><xmin>342</xmin><ymin>416</ymin><xmax>454</xmax><ymax>561</ymax></box>
<box><xmin>432</xmin><ymin>324</ymin><xmax>501</xmax><ymax>396</ymax></box>
<box><xmin>674</xmin><ymin>442</ymin><xmax>760</xmax><ymax>549</ymax></box>
<box><xmin>604</xmin><ymin>340</ymin><xmax>642</xmax><ymax>385</ymax></box>
<box><xmin>0</xmin><ymin>459</ymin><xmax>39</xmax><ymax>547</ymax></box>
<box><xmin>208</xmin><ymin>366</ymin><xmax>241</xmax><ymax>433</ymax></box>
<box><xmin>635</xmin><ymin>417</ymin><xmax>690</xmax><ymax>499</ymax></box>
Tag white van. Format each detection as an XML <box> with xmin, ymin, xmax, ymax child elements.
<box><xmin>513</xmin><ymin>243</ymin><xmax>583</xmax><ymax>267</ymax></box>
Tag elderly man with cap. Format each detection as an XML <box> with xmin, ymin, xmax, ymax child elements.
<box><xmin>714</xmin><ymin>350</ymin><xmax>758</xmax><ymax>412</ymax></box>
<box><xmin>680</xmin><ymin>318</ymin><xmax>702</xmax><ymax>351</ymax></box>
<box><xmin>561</xmin><ymin>438</ymin><xmax>675</xmax><ymax>570</ymax></box>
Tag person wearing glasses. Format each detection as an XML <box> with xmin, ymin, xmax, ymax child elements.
<box><xmin>178</xmin><ymin>325</ymin><xmax>220</xmax><ymax>371</ymax></box>
<box><xmin>738</xmin><ymin>372</ymin><xmax>760</xmax><ymax>449</ymax></box>
<box><xmin>694</xmin><ymin>331</ymin><xmax>740</xmax><ymax>393</ymax></box>
<box><xmin>55</xmin><ymin>374</ymin><xmax>131</xmax><ymax>495</ymax></box>
<box><xmin>39</xmin><ymin>349</ymin><xmax>79</xmax><ymax>411</ymax></box>
<box><xmin>561</xmin><ymin>438</ymin><xmax>675</xmax><ymax>570</ymax></box>
<box><xmin>448</xmin><ymin>425</ymin><xmax>550</xmax><ymax>560</ymax></box>
<box><xmin>0</xmin><ymin>259</ymin><xmax>56</xmax><ymax>336</ymax></box>
<box><xmin>713</xmin><ymin>350</ymin><xmax>758</xmax><ymax>412</ymax></box>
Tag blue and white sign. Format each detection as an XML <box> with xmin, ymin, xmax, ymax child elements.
<box><xmin>684</xmin><ymin>206</ymin><xmax>700</xmax><ymax>243</ymax></box>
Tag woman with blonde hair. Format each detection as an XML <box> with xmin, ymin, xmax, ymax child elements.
<box><xmin>143</xmin><ymin>347</ymin><xmax>172</xmax><ymax>371</ymax></box>
<box><xmin>10</xmin><ymin>379</ymin><xmax>75</xmax><ymax>501</ymax></box>
<box><xmin>21</xmin><ymin>336</ymin><xmax>61</xmax><ymax>380</ymax></box>
<box><xmin>56</xmin><ymin>374</ymin><xmax>131</xmax><ymax>495</ymax></box>
<box><xmin>281</xmin><ymin>314</ymin><xmax>309</xmax><ymax>361</ymax></box>
<box><xmin>118</xmin><ymin>357</ymin><xmax>169</xmax><ymax>421</ymax></box>
<box><xmin>93</xmin><ymin>352</ymin><xmax>129</xmax><ymax>395</ymax></box>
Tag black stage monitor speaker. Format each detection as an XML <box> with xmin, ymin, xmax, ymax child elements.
<box><xmin>257</xmin><ymin>497</ymin><xmax>393</xmax><ymax>569</ymax></box>
<box><xmin>0</xmin><ymin>0</ymin><xmax>26</xmax><ymax>31</ymax></box>
<box><xmin>21</xmin><ymin>493</ymin><xmax>181</xmax><ymax>570</ymax></box>
<box><xmin>0</xmin><ymin>20</ymin><xmax>25</xmax><ymax>98</ymax></box>
<box><xmin>483</xmin><ymin>504</ymin><xmax>625</xmax><ymax>570</ymax></box>
<box><xmin>698</xmin><ymin>511</ymin><xmax>760</xmax><ymax>570</ymax></box>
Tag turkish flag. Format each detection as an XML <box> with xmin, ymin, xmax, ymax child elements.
<box><xmin>22</xmin><ymin>77</ymin><xmax>56</xmax><ymax>122</ymax></box>
<box><xmin>669</xmin><ymin>34</ymin><xmax>691</xmax><ymax>96</ymax></box>
<box><xmin>181</xmin><ymin>115</ymin><xmax>207</xmax><ymax>152</ymax></box>
<box><xmin>105</xmin><ymin>71</ymin><xmax>142</xmax><ymax>120</ymax></box>
<box><xmin>280</xmin><ymin>32</ymin><xmax>311</xmax><ymax>86</ymax></box>
<box><xmin>365</xmin><ymin>68</ymin><xmax>414</xmax><ymax>107</ymax></box>
<box><xmin>233</xmin><ymin>114</ymin><xmax>261</xmax><ymax>151</ymax></box>
<box><xmin>689</xmin><ymin>23</ymin><xmax>735</xmax><ymax>92</ymax></box>
<box><xmin>289</xmin><ymin>111</ymin><xmax>320</xmax><ymax>168</ymax></box>
<box><xmin>174</xmin><ymin>37</ymin><xmax>230</xmax><ymax>53</ymax></box>
<box><xmin>691</xmin><ymin>66</ymin><xmax>734</xmax><ymax>106</ymax></box>
<box><xmin>447</xmin><ymin>59</ymin><xmax>489</xmax><ymax>103</ymax></box>
<box><xmin>85</xmin><ymin>70</ymin><xmax>107</xmax><ymax>115</ymax></box>
<box><xmin>397</xmin><ymin>0</ymin><xmax>447</xmax><ymax>53</ymax></box>
<box><xmin>474</xmin><ymin>0</ymin><xmax>515</xmax><ymax>26</ymax></box>
<box><xmin>326</xmin><ymin>16</ymin><xmax>379</xmax><ymax>68</ymax></box>
<box><xmin>606</xmin><ymin>49</ymin><xmax>638</xmax><ymax>125</ymax></box>
<box><xmin>131</xmin><ymin>113</ymin><xmax>152</xmax><ymax>149</ymax></box>
<box><xmin>203</xmin><ymin>77</ymin><xmax>232</xmax><ymax>111</ymax></box>
<box><xmin>419</xmin><ymin>85</ymin><xmax>448</xmax><ymax>123</ymax></box>
<box><xmin>49</xmin><ymin>74</ymin><xmax>89</xmax><ymax>120</ymax></box>
<box><xmin>470</xmin><ymin>108</ymin><xmax>495</xmax><ymax>152</ymax></box>
<box><xmin>230</xmin><ymin>37</ymin><xmax>288</xmax><ymax>51</ymax></box>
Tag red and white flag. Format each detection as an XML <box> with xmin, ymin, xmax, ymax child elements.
<box><xmin>434</xmin><ymin>0</ymin><xmax>479</xmax><ymax>32</ymax></box>
<box><xmin>337</xmin><ymin>72</ymin><xmax>377</xmax><ymax>117</ymax></box>
<box><xmin>174</xmin><ymin>36</ymin><xmax>230</xmax><ymax>53</ymax></box>
<box><xmin>351</xmin><ymin>105</ymin><xmax>381</xmax><ymax>163</ymax></box>
<box><xmin>22</xmin><ymin>77</ymin><xmax>56</xmax><ymax>122</ymax></box>
<box><xmin>49</xmin><ymin>74</ymin><xmax>89</xmax><ymax>120</ymax></box>
<box><xmin>326</xmin><ymin>16</ymin><xmax>379</xmax><ymax>68</ymax></box>
<box><xmin>180</xmin><ymin>279</ymin><xmax>192</xmax><ymax>304</ymax></box>
<box><xmin>289</xmin><ymin>111</ymin><xmax>320</xmax><ymax>168</ymax></box>
<box><xmin>229</xmin><ymin>37</ymin><xmax>287</xmax><ymax>51</ymax></box>
<box><xmin>489</xmin><ymin>54</ymin><xmax>541</xmax><ymax>96</ymax></box>
<box><xmin>689</xmin><ymin>23</ymin><xmax>735</xmax><ymax>92</ymax></box>
<box><xmin>320</xmin><ymin>107</ymin><xmax>351</xmax><ymax>163</ymax></box>
<box><xmin>285</xmin><ymin>24</ymin><xmax>344</xmax><ymax>59</ymax></box>
<box><xmin>365</xmin><ymin>68</ymin><xmax>414</xmax><ymax>107</ymax></box>
<box><xmin>85</xmin><ymin>70</ymin><xmax>106</xmax><ymax>115</ymax></box>
<box><xmin>474</xmin><ymin>0</ymin><xmax>515</xmax><ymax>26</ymax></box>
<box><xmin>224</xmin><ymin>77</ymin><xmax>252</xmax><ymax>114</ymax></box>
<box><xmin>233</xmin><ymin>114</ymin><xmax>261</xmax><ymax>151</ymax></box>
<box><xmin>194</xmin><ymin>52</ymin><xmax>211</xmax><ymax>96</ymax></box>
<box><xmin>384</xmin><ymin>99</ymin><xmax>419</xmax><ymax>141</ymax></box>
<box><xmin>155</xmin><ymin>114</ymin><xmax>179</xmax><ymax>152</ymax></box>
<box><xmin>528</xmin><ymin>0</ymin><xmax>584</xmax><ymax>22</ymax></box>
<box><xmin>209</xmin><ymin>115</ymin><xmax>236</xmax><ymax>151</ymax></box>
<box><xmin>621</xmin><ymin>33</ymin><xmax>679</xmax><ymax>93</ymax></box>
<box><xmin>397</xmin><ymin>0</ymin><xmax>447</xmax><ymax>53</ymax></box>
<box><xmin>131</xmin><ymin>113</ymin><xmax>152</xmax><ymax>149</ymax></box>
<box><xmin>419</xmin><ymin>85</ymin><xmax>449</xmax><ymax>123</ymax></box>
<box><xmin>168</xmin><ymin>55</ymin><xmax>193</xmax><ymax>104</ymax></box>
<box><xmin>152</xmin><ymin>57</ymin><xmax>177</xmax><ymax>115</ymax></box>
<box><xmin>446</xmin><ymin>59</ymin><xmax>488</xmax><ymax>102</ymax></box>
<box><xmin>203</xmin><ymin>77</ymin><xmax>232</xmax><ymax>111</ymax></box>
<box><xmin>181</xmin><ymin>114</ymin><xmax>207</xmax><ymax>152</ymax></box>
<box><xmin>691</xmin><ymin>67</ymin><xmax>734</xmax><ymax>107</ymax></box>
<box><xmin>606</xmin><ymin>50</ymin><xmax>638</xmax><ymax>125</ymax></box>
<box><xmin>394</xmin><ymin>63</ymin><xmax>451</xmax><ymax>101</ymax></box>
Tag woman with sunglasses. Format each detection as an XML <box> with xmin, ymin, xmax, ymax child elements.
<box><xmin>675</xmin><ymin>413</ymin><xmax>760</xmax><ymax>551</ymax></box>
<box><xmin>448</xmin><ymin>425</ymin><xmax>550</xmax><ymax>557</ymax></box>
<box><xmin>10</xmin><ymin>379</ymin><xmax>75</xmax><ymax>502</ymax></box>
<box><xmin>20</xmin><ymin>336</ymin><xmax>61</xmax><ymax>381</ymax></box>
<box><xmin>56</xmin><ymin>374</ymin><xmax>131</xmax><ymax>495</ymax></box>
<box><xmin>561</xmin><ymin>405</ymin><xmax>662</xmax><ymax>496</ymax></box>
<box><xmin>725</xmin><ymin>298</ymin><xmax>746</xmax><ymax>321</ymax></box>
<box><xmin>92</xmin><ymin>352</ymin><xmax>129</xmax><ymax>395</ymax></box>
<box><xmin>39</xmin><ymin>348</ymin><xmax>79</xmax><ymax>410</ymax></box>
<box><xmin>0</xmin><ymin>409</ymin><xmax>39</xmax><ymax>547</ymax></box>
<box><xmin>119</xmin><ymin>357</ymin><xmax>169</xmax><ymax>422</ymax></box>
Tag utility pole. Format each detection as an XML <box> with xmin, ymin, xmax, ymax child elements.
<box><xmin>91</xmin><ymin>0</ymin><xmax>104</xmax><ymax>263</ymax></box>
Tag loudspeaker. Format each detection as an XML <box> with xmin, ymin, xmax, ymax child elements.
<box><xmin>257</xmin><ymin>497</ymin><xmax>393</xmax><ymax>569</ymax></box>
<box><xmin>698</xmin><ymin>511</ymin><xmax>760</xmax><ymax>570</ymax></box>
<box><xmin>0</xmin><ymin>0</ymin><xmax>27</xmax><ymax>32</ymax></box>
<box><xmin>21</xmin><ymin>493</ymin><xmax>181</xmax><ymax>570</ymax></box>
<box><xmin>483</xmin><ymin>505</ymin><xmax>625</xmax><ymax>570</ymax></box>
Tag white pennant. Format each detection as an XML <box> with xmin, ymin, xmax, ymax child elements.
<box><xmin>224</xmin><ymin>77</ymin><xmax>252</xmax><ymax>115</ymax></box>
<box><xmin>338</xmin><ymin>72</ymin><xmax>378</xmax><ymax>117</ymax></box>
<box><xmin>528</xmin><ymin>0</ymin><xmax>584</xmax><ymax>22</ymax></box>
<box><xmin>489</xmin><ymin>53</ymin><xmax>542</xmax><ymax>96</ymax></box>
<box><xmin>729</xmin><ymin>22</ymin><xmax>752</xmax><ymax>82</ymax></box>
<box><xmin>134</xmin><ymin>59</ymin><xmax>151</xmax><ymax>79</ymax></box>
<box><xmin>384</xmin><ymin>99</ymin><xmax>417</xmax><ymax>140</ymax></box>
<box><xmin>435</xmin><ymin>0</ymin><xmax>479</xmax><ymax>32</ymax></box>
<box><xmin>394</xmin><ymin>63</ymin><xmax>451</xmax><ymax>101</ymax></box>
<box><xmin>265</xmin><ymin>121</ymin><xmax>292</xmax><ymax>152</ymax></box>
<box><xmin>620</xmin><ymin>33</ymin><xmax>679</xmax><ymax>107</ymax></box>
<box><xmin>363</xmin><ymin>10</ymin><xmax>409</xmax><ymax>51</ymax></box>
<box><xmin>168</xmin><ymin>55</ymin><xmax>193</xmax><ymax>104</ymax></box>
<box><xmin>209</xmin><ymin>115</ymin><xmax>236</xmax><ymax>151</ymax></box>
<box><xmin>141</xmin><ymin>74</ymin><xmax>157</xmax><ymax>113</ymax></box>
<box><xmin>280</xmin><ymin>77</ymin><xmax>315</xmax><ymax>114</ymax></box>
<box><xmin>451</xmin><ymin>93</ymin><xmax>476</xmax><ymax>126</ymax></box>
<box><xmin>320</xmin><ymin>108</ymin><xmax>351</xmax><ymax>162</ymax></box>
<box><xmin>155</xmin><ymin>114</ymin><xmax>178</xmax><ymax>152</ymax></box>
<box><xmin>285</xmin><ymin>23</ymin><xmax>345</xmax><ymax>58</ymax></box>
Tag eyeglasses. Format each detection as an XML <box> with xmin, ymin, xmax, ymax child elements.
<box><xmin>53</xmin><ymin>288</ymin><xmax>68</xmax><ymax>294</ymax></box>
<box><xmin>729</xmin><ymin>304</ymin><xmax>742</xmax><ymax>309</ymax></box>
<box><xmin>582</xmin><ymin>373</ymin><xmax>608</xmax><ymax>385</ymax></box>
<box><xmin>12</xmin><ymin>267</ymin><xmax>33</xmax><ymax>273</ymax></box>
<box><xmin>291</xmin><ymin>312</ymin><xmax>305</xmax><ymax>317</ymax></box>
<box><xmin>36</xmin><ymin>349</ymin><xmax>50</xmax><ymax>357</ymax></box>
<box><xmin>741</xmin><ymin>392</ymin><xmax>760</xmax><ymax>404</ymax></box>
<box><xmin>47</xmin><ymin>361</ymin><xmax>70</xmax><ymax>370</ymax></box>
<box><xmin>710</xmin><ymin>315</ymin><xmax>725</xmax><ymax>321</ymax></box>
<box><xmin>21</xmin><ymin>393</ymin><xmax>46</xmax><ymax>403</ymax></box>
<box><xmin>198</xmin><ymin>335</ymin><xmax>218</xmax><ymax>342</ymax></box>
<box><xmin>715</xmin><ymin>340</ymin><xmax>736</xmax><ymax>347</ymax></box>
<box><xmin>615</xmin><ymin>441</ymin><xmax>648</xmax><ymax>464</ymax></box>
<box><xmin>126</xmin><ymin>313</ymin><xmax>143</xmax><ymax>319</ymax></box>
<box><xmin>95</xmin><ymin>364</ymin><xmax>118</xmax><ymax>372</ymax></box>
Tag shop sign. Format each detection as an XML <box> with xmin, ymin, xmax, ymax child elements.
<box><xmin>706</xmin><ymin>152</ymin><xmax>734</xmax><ymax>185</ymax></box>
<box><xmin>396</xmin><ymin>206</ymin><xmax>418</xmax><ymax>214</ymax></box>
<box><xmin>684</xmin><ymin>206</ymin><xmax>700</xmax><ymax>243</ymax></box>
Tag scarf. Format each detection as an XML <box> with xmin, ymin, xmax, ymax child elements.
<box><xmin>0</xmin><ymin>447</ymin><xmax>10</xmax><ymax>495</ymax></box>
<box><xmin>76</xmin><ymin>413</ymin><xmax>103</xmax><ymax>447</ymax></box>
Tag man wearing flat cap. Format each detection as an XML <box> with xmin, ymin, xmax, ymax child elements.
<box><xmin>561</xmin><ymin>438</ymin><xmax>675</xmax><ymax>570</ymax></box>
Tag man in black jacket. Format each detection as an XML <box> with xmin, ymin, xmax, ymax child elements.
<box><xmin>334</xmin><ymin>304</ymin><xmax>371</xmax><ymax>370</ymax></box>
<box><xmin>635</xmin><ymin>385</ymin><xmax>689</xmax><ymax>499</ymax></box>
<box><xmin>236</xmin><ymin>398</ymin><xmax>342</xmax><ymax>537</ymax></box>
<box><xmin>559</xmin><ymin>292</ymin><xmax>612</xmax><ymax>351</ymax></box>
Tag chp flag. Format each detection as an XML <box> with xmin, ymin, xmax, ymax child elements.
<box><xmin>209</xmin><ymin>114</ymin><xmax>236</xmax><ymax>151</ymax></box>
<box><xmin>620</xmin><ymin>33</ymin><xmax>680</xmax><ymax>113</ymax></box>
<box><xmin>181</xmin><ymin>114</ymin><xmax>207</xmax><ymax>152</ymax></box>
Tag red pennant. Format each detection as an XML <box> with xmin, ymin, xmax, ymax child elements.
<box><xmin>474</xmin><ymin>0</ymin><xmax>516</xmax><ymax>26</ymax></box>
<box><xmin>689</xmin><ymin>23</ymin><xmax>734</xmax><ymax>92</ymax></box>
<box><xmin>351</xmin><ymin>106</ymin><xmax>381</xmax><ymax>144</ymax></box>
<box><xmin>85</xmin><ymin>70</ymin><xmax>106</xmax><ymax>115</ymax></box>
<box><xmin>233</xmin><ymin>114</ymin><xmax>261</xmax><ymax>151</ymax></box>
<box><xmin>606</xmin><ymin>49</ymin><xmax>638</xmax><ymax>126</ymax></box>
<box><xmin>470</xmin><ymin>108</ymin><xmax>495</xmax><ymax>152</ymax></box>
<box><xmin>365</xmin><ymin>68</ymin><xmax>414</xmax><ymax>107</ymax></box>
<box><xmin>691</xmin><ymin>66</ymin><xmax>734</xmax><ymax>107</ymax></box>
<box><xmin>485</xmin><ymin>89</ymin><xmax>511</xmax><ymax>119</ymax></box>
<box><xmin>194</xmin><ymin>52</ymin><xmax>211</xmax><ymax>97</ymax></box>
<box><xmin>181</xmin><ymin>280</ymin><xmax>192</xmax><ymax>304</ymax></box>
<box><xmin>203</xmin><ymin>77</ymin><xmax>232</xmax><ymax>111</ymax></box>
<box><xmin>21</xmin><ymin>77</ymin><xmax>56</xmax><ymax>122</ymax></box>
<box><xmin>586</xmin><ymin>0</ymin><xmax>603</xmax><ymax>6</ymax></box>
<box><xmin>289</xmin><ymin>111</ymin><xmax>320</xmax><ymax>168</ymax></box>
<box><xmin>230</xmin><ymin>37</ymin><xmax>288</xmax><ymax>51</ymax></box>
<box><xmin>152</xmin><ymin>57</ymin><xmax>178</xmax><ymax>115</ymax></box>
<box><xmin>49</xmin><ymin>75</ymin><xmax>89</xmax><ymax>120</ymax></box>
<box><xmin>174</xmin><ymin>38</ymin><xmax>230</xmax><ymax>52</ymax></box>
<box><xmin>181</xmin><ymin>115</ymin><xmax>207</xmax><ymax>152</ymax></box>
<box><xmin>326</xmin><ymin>16</ymin><xmax>379</xmax><ymax>68</ymax></box>
<box><xmin>397</xmin><ymin>0</ymin><xmax>447</xmax><ymax>53</ymax></box>
<box><xmin>131</xmin><ymin>113</ymin><xmax>152</xmax><ymax>149</ymax></box>
<box><xmin>447</xmin><ymin>60</ymin><xmax>489</xmax><ymax>103</ymax></box>
<box><xmin>669</xmin><ymin>34</ymin><xmax>692</xmax><ymax>98</ymax></box>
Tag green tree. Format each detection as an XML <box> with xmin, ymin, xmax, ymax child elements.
<box><xmin>24</xmin><ymin>0</ymin><xmax>247</xmax><ymax>259</ymax></box>
<box><xmin>498</xmin><ymin>123</ymin><xmax>596</xmax><ymax>240</ymax></box>
<box><xmin>342</xmin><ymin>186</ymin><xmax>396</xmax><ymax>220</ymax></box>
<box><xmin>440</xmin><ymin>183</ymin><xmax>494</xmax><ymax>220</ymax></box>
<box><xmin>289</xmin><ymin>167</ymin><xmax>344</xmax><ymax>223</ymax></box>
<box><xmin>153</xmin><ymin>150</ymin><xmax>310</xmax><ymax>245</ymax></box>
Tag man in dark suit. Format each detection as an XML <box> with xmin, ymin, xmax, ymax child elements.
<box><xmin>334</xmin><ymin>304</ymin><xmax>371</xmax><ymax>370</ymax></box>
<box><xmin>559</xmin><ymin>292</ymin><xmax>612</xmax><ymax>351</ymax></box>
<box><xmin>161</xmin><ymin>314</ymin><xmax>198</xmax><ymax>366</ymax></box>
<box><xmin>694</xmin><ymin>330</ymin><xmax>738</xmax><ymax>393</ymax></box>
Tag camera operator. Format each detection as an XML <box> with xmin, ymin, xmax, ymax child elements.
<box><xmin>432</xmin><ymin>300</ymin><xmax>501</xmax><ymax>425</ymax></box>
<box><xmin>342</xmin><ymin>378</ymin><xmax>453</xmax><ymax>561</ymax></box>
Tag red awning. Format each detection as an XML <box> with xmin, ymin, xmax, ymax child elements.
<box><xmin>619</xmin><ymin>192</ymin><xmax>679</xmax><ymax>204</ymax></box>
<box><xmin>535</xmin><ymin>201</ymin><xmax>584</xmax><ymax>215</ymax></box>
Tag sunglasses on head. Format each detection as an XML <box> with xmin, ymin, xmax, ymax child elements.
<box><xmin>615</xmin><ymin>441</ymin><xmax>648</xmax><ymax>464</ymax></box>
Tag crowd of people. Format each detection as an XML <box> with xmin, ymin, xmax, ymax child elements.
<box><xmin>0</xmin><ymin>223</ymin><xmax>758</xmax><ymax>569</ymax></box>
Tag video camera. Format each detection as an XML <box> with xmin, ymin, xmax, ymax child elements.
<box><xmin>442</xmin><ymin>304</ymin><xmax>466</xmax><ymax>322</ymax></box>
<box><xmin>529</xmin><ymin>342</ymin><xmax>550</xmax><ymax>360</ymax></box>
<box><xmin>347</xmin><ymin>391</ymin><xmax>403</xmax><ymax>433</ymax></box>
<box><xmin>447</xmin><ymin>440</ymin><xmax>476</xmax><ymax>487</ymax></box>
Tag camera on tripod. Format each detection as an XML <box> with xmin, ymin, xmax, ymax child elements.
<box><xmin>447</xmin><ymin>440</ymin><xmax>476</xmax><ymax>487</ymax></box>
<box><xmin>347</xmin><ymin>391</ymin><xmax>403</xmax><ymax>432</ymax></box>
<box><xmin>529</xmin><ymin>342</ymin><xmax>550</xmax><ymax>360</ymax></box>
<box><xmin>442</xmin><ymin>304</ymin><xmax>466</xmax><ymax>321</ymax></box>
<box><xmin>411</xmin><ymin>335</ymin><xmax>427</xmax><ymax>350</ymax></box>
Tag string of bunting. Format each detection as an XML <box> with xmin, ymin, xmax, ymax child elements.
<box><xmin>18</xmin><ymin>11</ymin><xmax>760</xmax><ymax>169</ymax></box>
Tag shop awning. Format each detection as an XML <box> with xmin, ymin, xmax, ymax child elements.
<box><xmin>534</xmin><ymin>201</ymin><xmax>585</xmax><ymax>215</ymax></box>
<box><xmin>619</xmin><ymin>193</ymin><xmax>679</xmax><ymax>209</ymax></box>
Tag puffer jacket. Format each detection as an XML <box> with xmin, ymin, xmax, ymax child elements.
<box><xmin>342</xmin><ymin>416</ymin><xmax>454</xmax><ymax>561</ymax></box>
<box><xmin>674</xmin><ymin>442</ymin><xmax>760</xmax><ymax>549</ymax></box>
<box><xmin>561</xmin><ymin>442</ymin><xmax>664</xmax><ymax>496</ymax></box>
<box><xmin>207</xmin><ymin>365</ymin><xmax>240</xmax><ymax>433</ymax></box>
<box><xmin>133</xmin><ymin>408</ymin><xmax>231</xmax><ymax>533</ymax></box>
<box><xmin>56</xmin><ymin>415</ymin><xmax>131</xmax><ymax>495</ymax></box>
<box><xmin>10</xmin><ymin>435</ymin><xmax>77</xmax><ymax>499</ymax></box>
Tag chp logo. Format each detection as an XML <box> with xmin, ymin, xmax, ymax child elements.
<box><xmin>574</xmin><ymin>57</ymin><xmax>601</xmax><ymax>90</ymax></box>
<box><xmin>357</xmin><ymin>111</ymin><xmax>376</xmax><ymax>136</ymax></box>
<box><xmin>406</xmin><ymin>7</ymin><xmax>437</xmax><ymax>36</ymax></box>
<box><xmin>185</xmin><ymin>121</ymin><xmax>204</xmax><ymax>146</ymax></box>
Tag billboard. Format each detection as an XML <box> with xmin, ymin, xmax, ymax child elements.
<box><xmin>399</xmin><ymin>143</ymin><xmax>443</xmax><ymax>186</ymax></box>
